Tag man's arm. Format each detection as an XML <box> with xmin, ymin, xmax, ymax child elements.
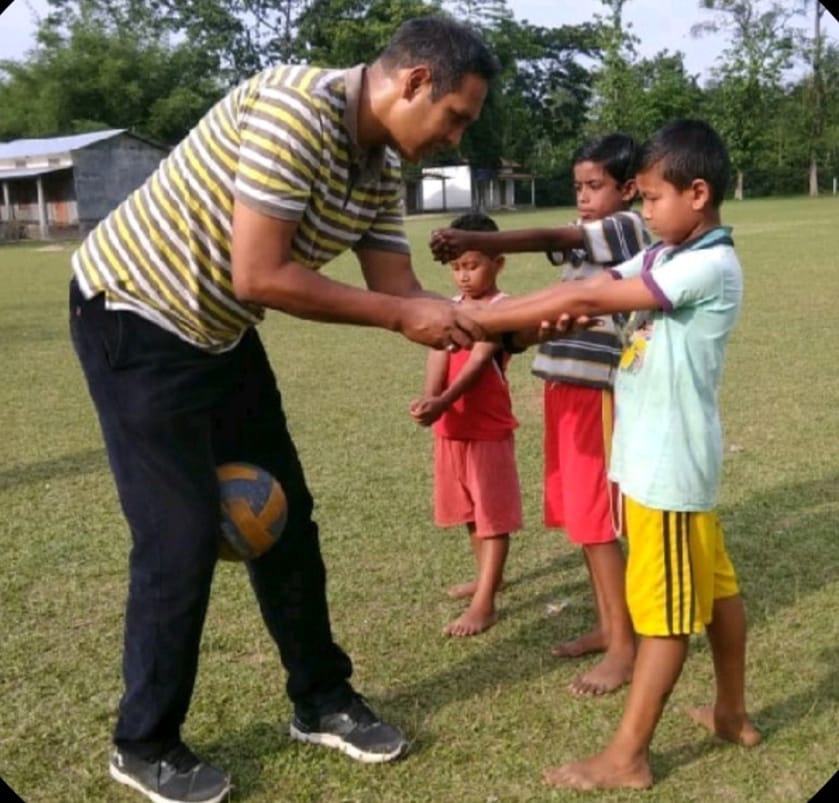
<box><xmin>429</xmin><ymin>225</ymin><xmax>584</xmax><ymax>262</ymax></box>
<box><xmin>470</xmin><ymin>272</ymin><xmax>659</xmax><ymax>335</ymax></box>
<box><xmin>230</xmin><ymin>200</ymin><xmax>483</xmax><ymax>349</ymax></box>
<box><xmin>356</xmin><ymin>244</ymin><xmax>491</xmax><ymax>345</ymax></box>
<box><xmin>356</xmin><ymin>246</ymin><xmax>438</xmax><ymax>299</ymax></box>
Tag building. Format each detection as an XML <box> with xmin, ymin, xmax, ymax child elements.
<box><xmin>405</xmin><ymin>159</ymin><xmax>536</xmax><ymax>215</ymax></box>
<box><xmin>0</xmin><ymin>129</ymin><xmax>169</xmax><ymax>240</ymax></box>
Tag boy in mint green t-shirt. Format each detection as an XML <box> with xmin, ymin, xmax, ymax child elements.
<box><xmin>471</xmin><ymin>118</ymin><xmax>760</xmax><ymax>791</ymax></box>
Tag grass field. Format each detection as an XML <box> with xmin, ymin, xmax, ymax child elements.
<box><xmin>1</xmin><ymin>197</ymin><xmax>838</xmax><ymax>803</ymax></box>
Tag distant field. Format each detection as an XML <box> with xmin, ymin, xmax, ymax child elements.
<box><xmin>1</xmin><ymin>196</ymin><xmax>838</xmax><ymax>802</ymax></box>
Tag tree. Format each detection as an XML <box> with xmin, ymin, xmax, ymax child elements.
<box><xmin>43</xmin><ymin>0</ymin><xmax>302</xmax><ymax>82</ymax></box>
<box><xmin>692</xmin><ymin>0</ymin><xmax>798</xmax><ymax>199</ymax></box>
<box><xmin>0</xmin><ymin>2</ymin><xmax>222</xmax><ymax>142</ymax></box>
<box><xmin>627</xmin><ymin>51</ymin><xmax>705</xmax><ymax>136</ymax></box>
<box><xmin>443</xmin><ymin>0</ymin><xmax>512</xmax><ymax>29</ymax></box>
<box><xmin>502</xmin><ymin>22</ymin><xmax>599</xmax><ymax>173</ymax></box>
<box><xmin>585</xmin><ymin>0</ymin><xmax>641</xmax><ymax>135</ymax></box>
<box><xmin>293</xmin><ymin>0</ymin><xmax>440</xmax><ymax>67</ymax></box>
<box><xmin>579</xmin><ymin>0</ymin><xmax>705</xmax><ymax>146</ymax></box>
<box><xmin>766</xmin><ymin>34</ymin><xmax>839</xmax><ymax>197</ymax></box>
<box><xmin>801</xmin><ymin>1</ymin><xmax>827</xmax><ymax>196</ymax></box>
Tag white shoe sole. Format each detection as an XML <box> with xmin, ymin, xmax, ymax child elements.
<box><xmin>288</xmin><ymin>723</ymin><xmax>407</xmax><ymax>764</ymax></box>
<box><xmin>109</xmin><ymin>763</ymin><xmax>231</xmax><ymax>803</ymax></box>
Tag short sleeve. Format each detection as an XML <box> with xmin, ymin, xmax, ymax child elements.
<box><xmin>581</xmin><ymin>211</ymin><xmax>648</xmax><ymax>264</ymax></box>
<box><xmin>609</xmin><ymin>250</ymin><xmax>644</xmax><ymax>280</ymax></box>
<box><xmin>646</xmin><ymin>249</ymin><xmax>725</xmax><ymax>313</ymax></box>
<box><xmin>354</xmin><ymin>187</ymin><xmax>409</xmax><ymax>254</ymax></box>
<box><xmin>233</xmin><ymin>80</ymin><xmax>319</xmax><ymax>220</ymax></box>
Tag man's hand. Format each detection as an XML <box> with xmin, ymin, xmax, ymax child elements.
<box><xmin>429</xmin><ymin>228</ymin><xmax>472</xmax><ymax>263</ymax></box>
<box><xmin>395</xmin><ymin>297</ymin><xmax>485</xmax><ymax>350</ymax></box>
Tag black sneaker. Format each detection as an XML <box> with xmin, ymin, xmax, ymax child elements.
<box><xmin>289</xmin><ymin>693</ymin><xmax>409</xmax><ymax>763</ymax></box>
<box><xmin>109</xmin><ymin>742</ymin><xmax>231</xmax><ymax>803</ymax></box>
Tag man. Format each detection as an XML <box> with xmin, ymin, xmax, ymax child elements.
<box><xmin>69</xmin><ymin>16</ymin><xmax>499</xmax><ymax>803</ymax></box>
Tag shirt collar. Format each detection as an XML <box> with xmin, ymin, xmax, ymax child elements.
<box><xmin>343</xmin><ymin>64</ymin><xmax>386</xmax><ymax>178</ymax></box>
<box><xmin>667</xmin><ymin>225</ymin><xmax>734</xmax><ymax>259</ymax></box>
<box><xmin>643</xmin><ymin>226</ymin><xmax>734</xmax><ymax>273</ymax></box>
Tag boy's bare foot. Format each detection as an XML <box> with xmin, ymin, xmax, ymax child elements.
<box><xmin>447</xmin><ymin>580</ymin><xmax>477</xmax><ymax>599</ymax></box>
<box><xmin>444</xmin><ymin>607</ymin><xmax>498</xmax><ymax>637</ymax></box>
<box><xmin>551</xmin><ymin>627</ymin><xmax>606</xmax><ymax>658</ymax></box>
<box><xmin>446</xmin><ymin>580</ymin><xmax>507</xmax><ymax>599</ymax></box>
<box><xmin>568</xmin><ymin>653</ymin><xmax>633</xmax><ymax>696</ymax></box>
<box><xmin>686</xmin><ymin>705</ymin><xmax>762</xmax><ymax>747</ymax></box>
<box><xmin>543</xmin><ymin>750</ymin><xmax>653</xmax><ymax>791</ymax></box>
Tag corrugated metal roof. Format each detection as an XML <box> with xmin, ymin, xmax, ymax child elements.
<box><xmin>0</xmin><ymin>129</ymin><xmax>126</xmax><ymax>160</ymax></box>
<box><xmin>0</xmin><ymin>165</ymin><xmax>70</xmax><ymax>180</ymax></box>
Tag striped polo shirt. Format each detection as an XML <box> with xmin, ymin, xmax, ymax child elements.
<box><xmin>531</xmin><ymin>210</ymin><xmax>650</xmax><ymax>389</ymax></box>
<box><xmin>72</xmin><ymin>64</ymin><xmax>409</xmax><ymax>352</ymax></box>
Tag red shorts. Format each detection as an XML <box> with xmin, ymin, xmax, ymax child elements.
<box><xmin>543</xmin><ymin>383</ymin><xmax>617</xmax><ymax>545</ymax></box>
<box><xmin>433</xmin><ymin>434</ymin><xmax>522</xmax><ymax>537</ymax></box>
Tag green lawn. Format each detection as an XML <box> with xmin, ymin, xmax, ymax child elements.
<box><xmin>1</xmin><ymin>197</ymin><xmax>838</xmax><ymax>802</ymax></box>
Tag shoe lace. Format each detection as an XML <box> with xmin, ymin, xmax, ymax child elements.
<box><xmin>161</xmin><ymin>742</ymin><xmax>201</xmax><ymax>773</ymax></box>
<box><xmin>345</xmin><ymin>692</ymin><xmax>378</xmax><ymax>727</ymax></box>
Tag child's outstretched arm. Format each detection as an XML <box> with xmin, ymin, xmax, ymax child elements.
<box><xmin>472</xmin><ymin>273</ymin><xmax>659</xmax><ymax>336</ymax></box>
<box><xmin>429</xmin><ymin>225</ymin><xmax>585</xmax><ymax>263</ymax></box>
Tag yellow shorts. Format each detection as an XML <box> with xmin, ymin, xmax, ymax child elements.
<box><xmin>624</xmin><ymin>495</ymin><xmax>739</xmax><ymax>637</ymax></box>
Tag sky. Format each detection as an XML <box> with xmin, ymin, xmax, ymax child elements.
<box><xmin>0</xmin><ymin>0</ymin><xmax>837</xmax><ymax>82</ymax></box>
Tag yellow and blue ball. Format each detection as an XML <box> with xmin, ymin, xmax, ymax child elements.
<box><xmin>216</xmin><ymin>462</ymin><xmax>288</xmax><ymax>561</ymax></box>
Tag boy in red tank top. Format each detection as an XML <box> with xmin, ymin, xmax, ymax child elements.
<box><xmin>410</xmin><ymin>212</ymin><xmax>522</xmax><ymax>637</ymax></box>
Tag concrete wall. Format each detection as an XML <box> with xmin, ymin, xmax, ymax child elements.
<box><xmin>73</xmin><ymin>134</ymin><xmax>167</xmax><ymax>224</ymax></box>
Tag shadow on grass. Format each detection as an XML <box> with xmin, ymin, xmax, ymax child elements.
<box><xmin>0</xmin><ymin>447</ymin><xmax>107</xmax><ymax>491</ymax></box>
<box><xmin>651</xmin><ymin>641</ymin><xmax>839</xmax><ymax>785</ymax></box>
<box><xmin>202</xmin><ymin>721</ymin><xmax>288</xmax><ymax>801</ymax></box>
<box><xmin>383</xmin><ymin>473</ymin><xmax>839</xmax><ymax>759</ymax></box>
<box><xmin>505</xmin><ymin>554</ymin><xmax>587</xmax><ymax>599</ymax></box>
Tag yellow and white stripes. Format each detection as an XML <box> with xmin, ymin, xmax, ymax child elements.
<box><xmin>73</xmin><ymin>65</ymin><xmax>408</xmax><ymax>353</ymax></box>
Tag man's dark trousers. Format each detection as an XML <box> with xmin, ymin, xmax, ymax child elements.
<box><xmin>69</xmin><ymin>278</ymin><xmax>353</xmax><ymax>758</ymax></box>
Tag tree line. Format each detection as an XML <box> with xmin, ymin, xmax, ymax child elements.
<box><xmin>1</xmin><ymin>0</ymin><xmax>836</xmax><ymax>204</ymax></box>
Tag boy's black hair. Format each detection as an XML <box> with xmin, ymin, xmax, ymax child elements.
<box><xmin>449</xmin><ymin>211</ymin><xmax>499</xmax><ymax>232</ymax></box>
<box><xmin>639</xmin><ymin>119</ymin><xmax>731</xmax><ymax>207</ymax></box>
<box><xmin>573</xmin><ymin>133</ymin><xmax>641</xmax><ymax>185</ymax></box>
<box><xmin>378</xmin><ymin>16</ymin><xmax>500</xmax><ymax>101</ymax></box>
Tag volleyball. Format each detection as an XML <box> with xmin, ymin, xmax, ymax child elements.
<box><xmin>217</xmin><ymin>462</ymin><xmax>288</xmax><ymax>561</ymax></box>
